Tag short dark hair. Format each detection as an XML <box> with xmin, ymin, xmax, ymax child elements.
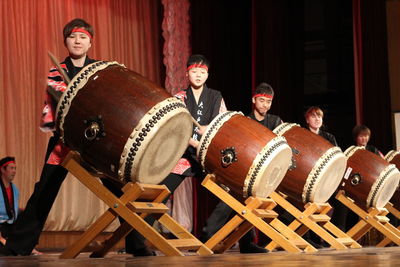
<box><xmin>255</xmin><ymin>82</ymin><xmax>274</xmax><ymax>96</ymax></box>
<box><xmin>0</xmin><ymin>156</ymin><xmax>15</xmax><ymax>171</ymax></box>
<box><xmin>63</xmin><ymin>18</ymin><xmax>94</xmax><ymax>43</ymax></box>
<box><xmin>352</xmin><ymin>125</ymin><xmax>371</xmax><ymax>140</ymax></box>
<box><xmin>186</xmin><ymin>54</ymin><xmax>210</xmax><ymax>69</ymax></box>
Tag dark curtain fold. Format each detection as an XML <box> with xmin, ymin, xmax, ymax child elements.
<box><xmin>356</xmin><ymin>0</ymin><xmax>392</xmax><ymax>152</ymax></box>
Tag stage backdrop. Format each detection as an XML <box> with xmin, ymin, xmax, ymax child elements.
<box><xmin>0</xmin><ymin>0</ymin><xmax>163</xmax><ymax>231</ymax></box>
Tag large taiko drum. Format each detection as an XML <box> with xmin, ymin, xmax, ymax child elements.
<box><xmin>273</xmin><ymin>123</ymin><xmax>347</xmax><ymax>203</ymax></box>
<box><xmin>56</xmin><ymin>61</ymin><xmax>193</xmax><ymax>184</ymax></box>
<box><xmin>340</xmin><ymin>146</ymin><xmax>400</xmax><ymax>208</ymax></box>
<box><xmin>385</xmin><ymin>150</ymin><xmax>400</xmax><ymax>208</ymax></box>
<box><xmin>197</xmin><ymin>111</ymin><xmax>292</xmax><ymax>198</ymax></box>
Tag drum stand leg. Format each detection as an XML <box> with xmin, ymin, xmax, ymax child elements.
<box><xmin>336</xmin><ymin>190</ymin><xmax>400</xmax><ymax>246</ymax></box>
<box><xmin>201</xmin><ymin>174</ymin><xmax>317</xmax><ymax>253</ymax></box>
<box><xmin>59</xmin><ymin>151</ymin><xmax>213</xmax><ymax>259</ymax></box>
<box><xmin>377</xmin><ymin>202</ymin><xmax>400</xmax><ymax>247</ymax></box>
<box><xmin>267</xmin><ymin>191</ymin><xmax>361</xmax><ymax>251</ymax></box>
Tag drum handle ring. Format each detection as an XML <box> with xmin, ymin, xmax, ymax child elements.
<box><xmin>221</xmin><ymin>147</ymin><xmax>238</xmax><ymax>167</ymax></box>
<box><xmin>83</xmin><ymin>115</ymin><xmax>106</xmax><ymax>141</ymax></box>
<box><xmin>350</xmin><ymin>173</ymin><xmax>362</xmax><ymax>186</ymax></box>
<box><xmin>84</xmin><ymin>122</ymin><xmax>100</xmax><ymax>141</ymax></box>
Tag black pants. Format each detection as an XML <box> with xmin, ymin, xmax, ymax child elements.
<box><xmin>201</xmin><ymin>200</ymin><xmax>255</xmax><ymax>248</ymax></box>
<box><xmin>6</xmin><ymin>163</ymin><xmax>68</xmax><ymax>255</ymax></box>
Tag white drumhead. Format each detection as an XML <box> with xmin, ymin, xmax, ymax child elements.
<box><xmin>303</xmin><ymin>147</ymin><xmax>347</xmax><ymax>203</ymax></box>
<box><xmin>244</xmin><ymin>136</ymin><xmax>292</xmax><ymax>198</ymax></box>
<box><xmin>119</xmin><ymin>98</ymin><xmax>193</xmax><ymax>184</ymax></box>
<box><xmin>367</xmin><ymin>164</ymin><xmax>400</xmax><ymax>208</ymax></box>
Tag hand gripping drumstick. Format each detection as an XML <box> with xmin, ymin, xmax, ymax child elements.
<box><xmin>47</xmin><ymin>51</ymin><xmax>71</xmax><ymax>85</ymax></box>
<box><xmin>191</xmin><ymin>117</ymin><xmax>202</xmax><ymax>130</ymax></box>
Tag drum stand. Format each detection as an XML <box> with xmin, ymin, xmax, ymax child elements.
<box><xmin>376</xmin><ymin>202</ymin><xmax>400</xmax><ymax>247</ymax></box>
<box><xmin>335</xmin><ymin>190</ymin><xmax>400</xmax><ymax>246</ymax></box>
<box><xmin>59</xmin><ymin>152</ymin><xmax>213</xmax><ymax>259</ymax></box>
<box><xmin>267</xmin><ymin>192</ymin><xmax>361</xmax><ymax>250</ymax></box>
<box><xmin>201</xmin><ymin>174</ymin><xmax>317</xmax><ymax>253</ymax></box>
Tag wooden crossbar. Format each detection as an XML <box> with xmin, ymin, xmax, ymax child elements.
<box><xmin>201</xmin><ymin>175</ymin><xmax>317</xmax><ymax>253</ymax></box>
<box><xmin>335</xmin><ymin>190</ymin><xmax>400</xmax><ymax>247</ymax></box>
<box><xmin>266</xmin><ymin>191</ymin><xmax>361</xmax><ymax>251</ymax></box>
<box><xmin>59</xmin><ymin>152</ymin><xmax>212</xmax><ymax>258</ymax></box>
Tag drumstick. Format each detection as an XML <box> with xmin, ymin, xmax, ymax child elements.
<box><xmin>47</xmin><ymin>51</ymin><xmax>71</xmax><ymax>85</ymax></box>
<box><xmin>191</xmin><ymin>117</ymin><xmax>202</xmax><ymax>130</ymax></box>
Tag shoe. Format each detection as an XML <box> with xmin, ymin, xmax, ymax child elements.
<box><xmin>0</xmin><ymin>243</ymin><xmax>16</xmax><ymax>256</ymax></box>
<box><xmin>239</xmin><ymin>243</ymin><xmax>269</xmax><ymax>254</ymax></box>
<box><xmin>131</xmin><ymin>247</ymin><xmax>156</xmax><ymax>257</ymax></box>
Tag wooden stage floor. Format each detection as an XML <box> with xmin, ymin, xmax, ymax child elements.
<box><xmin>2</xmin><ymin>246</ymin><xmax>400</xmax><ymax>267</ymax></box>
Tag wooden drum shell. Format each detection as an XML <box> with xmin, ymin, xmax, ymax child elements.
<box><xmin>340</xmin><ymin>147</ymin><xmax>400</xmax><ymax>208</ymax></box>
<box><xmin>385</xmin><ymin>150</ymin><xmax>400</xmax><ymax>208</ymax></box>
<box><xmin>197</xmin><ymin>112</ymin><xmax>292</xmax><ymax>198</ymax></box>
<box><xmin>274</xmin><ymin>123</ymin><xmax>347</xmax><ymax>204</ymax></box>
<box><xmin>56</xmin><ymin>62</ymin><xmax>192</xmax><ymax>184</ymax></box>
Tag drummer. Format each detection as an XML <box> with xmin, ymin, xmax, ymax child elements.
<box><xmin>352</xmin><ymin>124</ymin><xmax>384</xmax><ymax>158</ymax></box>
<box><xmin>123</xmin><ymin>54</ymin><xmax>230</xmax><ymax>256</ymax></box>
<box><xmin>200</xmin><ymin>82</ymin><xmax>285</xmax><ymax>253</ymax></box>
<box><xmin>304</xmin><ymin>106</ymin><xmax>342</xmax><ymax>245</ymax></box>
<box><xmin>0</xmin><ymin>18</ymin><xmax>97</xmax><ymax>256</ymax></box>
<box><xmin>304</xmin><ymin>106</ymin><xmax>338</xmax><ymax>146</ymax></box>
<box><xmin>248</xmin><ymin>82</ymin><xmax>283</xmax><ymax>130</ymax></box>
<box><xmin>343</xmin><ymin>125</ymin><xmax>386</xmax><ymax>231</ymax></box>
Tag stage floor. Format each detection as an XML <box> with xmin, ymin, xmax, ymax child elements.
<box><xmin>2</xmin><ymin>246</ymin><xmax>400</xmax><ymax>267</ymax></box>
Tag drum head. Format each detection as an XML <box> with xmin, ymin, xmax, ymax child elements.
<box><xmin>304</xmin><ymin>147</ymin><xmax>347</xmax><ymax>203</ymax></box>
<box><xmin>247</xmin><ymin>137</ymin><xmax>292</xmax><ymax>198</ymax></box>
<box><xmin>132</xmin><ymin>111</ymin><xmax>193</xmax><ymax>184</ymax></box>
<box><xmin>368</xmin><ymin>165</ymin><xmax>400</xmax><ymax>208</ymax></box>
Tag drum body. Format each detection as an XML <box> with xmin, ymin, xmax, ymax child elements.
<box><xmin>273</xmin><ymin>123</ymin><xmax>347</xmax><ymax>203</ymax></box>
<box><xmin>340</xmin><ymin>146</ymin><xmax>400</xmax><ymax>208</ymax></box>
<box><xmin>56</xmin><ymin>61</ymin><xmax>193</xmax><ymax>184</ymax></box>
<box><xmin>385</xmin><ymin>150</ymin><xmax>400</xmax><ymax>208</ymax></box>
<box><xmin>197</xmin><ymin>111</ymin><xmax>292</xmax><ymax>198</ymax></box>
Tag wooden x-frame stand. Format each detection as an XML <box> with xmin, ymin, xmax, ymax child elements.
<box><xmin>201</xmin><ymin>174</ymin><xmax>318</xmax><ymax>253</ymax></box>
<box><xmin>377</xmin><ymin>202</ymin><xmax>400</xmax><ymax>247</ymax></box>
<box><xmin>335</xmin><ymin>190</ymin><xmax>400</xmax><ymax>246</ymax></box>
<box><xmin>60</xmin><ymin>152</ymin><xmax>213</xmax><ymax>258</ymax></box>
<box><xmin>267</xmin><ymin>191</ymin><xmax>361</xmax><ymax>251</ymax></box>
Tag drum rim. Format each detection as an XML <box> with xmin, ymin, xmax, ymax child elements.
<box><xmin>119</xmin><ymin>97</ymin><xmax>191</xmax><ymax>182</ymax></box>
<box><xmin>55</xmin><ymin>61</ymin><xmax>123</xmax><ymax>141</ymax></box>
<box><xmin>385</xmin><ymin>150</ymin><xmax>400</xmax><ymax>163</ymax></box>
<box><xmin>344</xmin><ymin>145</ymin><xmax>364</xmax><ymax>158</ymax></box>
<box><xmin>272</xmin><ymin>122</ymin><xmax>299</xmax><ymax>136</ymax></box>
<box><xmin>367</xmin><ymin>163</ymin><xmax>400</xmax><ymax>208</ymax></box>
<box><xmin>302</xmin><ymin>146</ymin><xmax>347</xmax><ymax>203</ymax></box>
<box><xmin>243</xmin><ymin>136</ymin><xmax>292</xmax><ymax>198</ymax></box>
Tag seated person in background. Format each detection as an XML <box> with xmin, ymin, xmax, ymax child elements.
<box><xmin>0</xmin><ymin>157</ymin><xmax>41</xmax><ymax>255</ymax></box>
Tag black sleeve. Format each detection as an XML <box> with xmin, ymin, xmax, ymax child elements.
<box><xmin>210</xmin><ymin>91</ymin><xmax>223</xmax><ymax>120</ymax></box>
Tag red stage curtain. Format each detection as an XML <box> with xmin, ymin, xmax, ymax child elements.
<box><xmin>0</xmin><ymin>0</ymin><xmax>162</xmax><ymax>230</ymax></box>
<box><xmin>352</xmin><ymin>0</ymin><xmax>363</xmax><ymax>125</ymax></box>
